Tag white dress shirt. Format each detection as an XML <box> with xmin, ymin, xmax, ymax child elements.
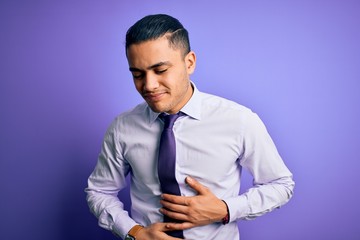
<box><xmin>86</xmin><ymin>84</ymin><xmax>294</xmax><ymax>240</ymax></box>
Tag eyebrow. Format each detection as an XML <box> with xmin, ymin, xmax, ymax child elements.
<box><xmin>129</xmin><ymin>61</ymin><xmax>172</xmax><ymax>72</ymax></box>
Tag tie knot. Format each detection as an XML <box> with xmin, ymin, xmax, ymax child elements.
<box><xmin>160</xmin><ymin>113</ymin><xmax>181</xmax><ymax>129</ymax></box>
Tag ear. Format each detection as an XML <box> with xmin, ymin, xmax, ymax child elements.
<box><xmin>185</xmin><ymin>51</ymin><xmax>196</xmax><ymax>75</ymax></box>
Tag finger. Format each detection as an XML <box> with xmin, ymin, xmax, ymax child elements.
<box><xmin>152</xmin><ymin>222</ymin><xmax>171</xmax><ymax>231</ymax></box>
<box><xmin>160</xmin><ymin>207</ymin><xmax>189</xmax><ymax>222</ymax></box>
<box><xmin>165</xmin><ymin>222</ymin><xmax>195</xmax><ymax>231</ymax></box>
<box><xmin>161</xmin><ymin>194</ymin><xmax>188</xmax><ymax>205</ymax></box>
<box><xmin>149</xmin><ymin>223</ymin><xmax>186</xmax><ymax>239</ymax></box>
<box><xmin>185</xmin><ymin>176</ymin><xmax>209</xmax><ymax>195</ymax></box>
<box><xmin>160</xmin><ymin>199</ymin><xmax>188</xmax><ymax>212</ymax></box>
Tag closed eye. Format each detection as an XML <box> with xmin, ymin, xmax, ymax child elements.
<box><xmin>155</xmin><ymin>69</ymin><xmax>168</xmax><ymax>75</ymax></box>
<box><xmin>132</xmin><ymin>73</ymin><xmax>144</xmax><ymax>79</ymax></box>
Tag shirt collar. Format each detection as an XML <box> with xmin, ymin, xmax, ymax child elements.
<box><xmin>180</xmin><ymin>82</ymin><xmax>202</xmax><ymax>120</ymax></box>
<box><xmin>147</xmin><ymin>107</ymin><xmax>161</xmax><ymax>126</ymax></box>
<box><xmin>146</xmin><ymin>81</ymin><xmax>202</xmax><ymax>125</ymax></box>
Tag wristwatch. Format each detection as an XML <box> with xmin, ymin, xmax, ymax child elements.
<box><xmin>124</xmin><ymin>225</ymin><xmax>144</xmax><ymax>240</ymax></box>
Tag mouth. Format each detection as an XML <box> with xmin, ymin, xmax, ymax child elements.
<box><xmin>143</xmin><ymin>91</ymin><xmax>166</xmax><ymax>102</ymax></box>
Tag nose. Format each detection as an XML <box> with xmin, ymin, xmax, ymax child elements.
<box><xmin>143</xmin><ymin>73</ymin><xmax>159</xmax><ymax>91</ymax></box>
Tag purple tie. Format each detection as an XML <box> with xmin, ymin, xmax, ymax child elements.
<box><xmin>158</xmin><ymin>113</ymin><xmax>184</xmax><ymax>238</ymax></box>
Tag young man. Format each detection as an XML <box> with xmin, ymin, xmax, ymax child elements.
<box><xmin>86</xmin><ymin>14</ymin><xmax>294</xmax><ymax>240</ymax></box>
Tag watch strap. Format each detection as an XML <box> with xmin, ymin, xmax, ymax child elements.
<box><xmin>128</xmin><ymin>224</ymin><xmax>144</xmax><ymax>238</ymax></box>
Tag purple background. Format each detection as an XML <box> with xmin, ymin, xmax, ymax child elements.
<box><xmin>1</xmin><ymin>0</ymin><xmax>359</xmax><ymax>239</ymax></box>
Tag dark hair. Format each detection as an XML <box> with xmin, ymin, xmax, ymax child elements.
<box><xmin>125</xmin><ymin>14</ymin><xmax>191</xmax><ymax>56</ymax></box>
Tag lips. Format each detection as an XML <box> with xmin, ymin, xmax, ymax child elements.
<box><xmin>143</xmin><ymin>91</ymin><xmax>166</xmax><ymax>102</ymax></box>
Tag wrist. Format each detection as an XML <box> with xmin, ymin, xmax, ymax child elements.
<box><xmin>124</xmin><ymin>224</ymin><xmax>144</xmax><ymax>240</ymax></box>
<box><xmin>221</xmin><ymin>200</ymin><xmax>230</xmax><ymax>225</ymax></box>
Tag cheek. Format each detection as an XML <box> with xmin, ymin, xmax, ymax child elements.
<box><xmin>133</xmin><ymin>80</ymin><xmax>143</xmax><ymax>93</ymax></box>
<box><xmin>170</xmin><ymin>68</ymin><xmax>187</xmax><ymax>83</ymax></box>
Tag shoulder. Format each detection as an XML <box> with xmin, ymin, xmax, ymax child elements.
<box><xmin>108</xmin><ymin>102</ymin><xmax>149</xmax><ymax>132</ymax></box>
<box><xmin>118</xmin><ymin>102</ymin><xmax>148</xmax><ymax>119</ymax></box>
<box><xmin>199</xmin><ymin>91</ymin><xmax>269</xmax><ymax>139</ymax></box>
<box><xmin>200</xmin><ymin>91</ymin><xmax>254</xmax><ymax>117</ymax></box>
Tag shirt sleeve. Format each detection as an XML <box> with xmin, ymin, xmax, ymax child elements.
<box><xmin>226</xmin><ymin>112</ymin><xmax>295</xmax><ymax>222</ymax></box>
<box><xmin>85</xmin><ymin>121</ymin><xmax>137</xmax><ymax>238</ymax></box>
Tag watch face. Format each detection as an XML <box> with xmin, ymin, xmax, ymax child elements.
<box><xmin>124</xmin><ymin>234</ymin><xmax>135</xmax><ymax>240</ymax></box>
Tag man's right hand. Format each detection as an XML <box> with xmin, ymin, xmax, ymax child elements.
<box><xmin>136</xmin><ymin>222</ymin><xmax>185</xmax><ymax>240</ymax></box>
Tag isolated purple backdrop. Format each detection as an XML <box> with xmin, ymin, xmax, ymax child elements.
<box><xmin>1</xmin><ymin>0</ymin><xmax>359</xmax><ymax>239</ymax></box>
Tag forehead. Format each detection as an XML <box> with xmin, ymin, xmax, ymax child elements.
<box><xmin>126</xmin><ymin>36</ymin><xmax>183</xmax><ymax>67</ymax></box>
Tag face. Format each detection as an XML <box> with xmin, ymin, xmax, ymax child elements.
<box><xmin>126</xmin><ymin>36</ymin><xmax>196</xmax><ymax>114</ymax></box>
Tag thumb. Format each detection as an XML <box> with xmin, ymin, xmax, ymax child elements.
<box><xmin>185</xmin><ymin>176</ymin><xmax>208</xmax><ymax>194</ymax></box>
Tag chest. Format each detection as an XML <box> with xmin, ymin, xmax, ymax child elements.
<box><xmin>122</xmin><ymin>117</ymin><xmax>243</xmax><ymax>186</ymax></box>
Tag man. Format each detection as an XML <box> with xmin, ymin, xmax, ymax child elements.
<box><xmin>86</xmin><ymin>14</ymin><xmax>294</xmax><ymax>240</ymax></box>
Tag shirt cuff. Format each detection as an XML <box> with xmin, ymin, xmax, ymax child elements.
<box><xmin>224</xmin><ymin>195</ymin><xmax>250</xmax><ymax>222</ymax></box>
<box><xmin>112</xmin><ymin>220</ymin><xmax>138</xmax><ymax>239</ymax></box>
<box><xmin>98</xmin><ymin>208</ymin><xmax>137</xmax><ymax>239</ymax></box>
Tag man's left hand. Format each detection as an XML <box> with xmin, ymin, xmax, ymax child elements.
<box><xmin>159</xmin><ymin>176</ymin><xmax>228</xmax><ymax>230</ymax></box>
